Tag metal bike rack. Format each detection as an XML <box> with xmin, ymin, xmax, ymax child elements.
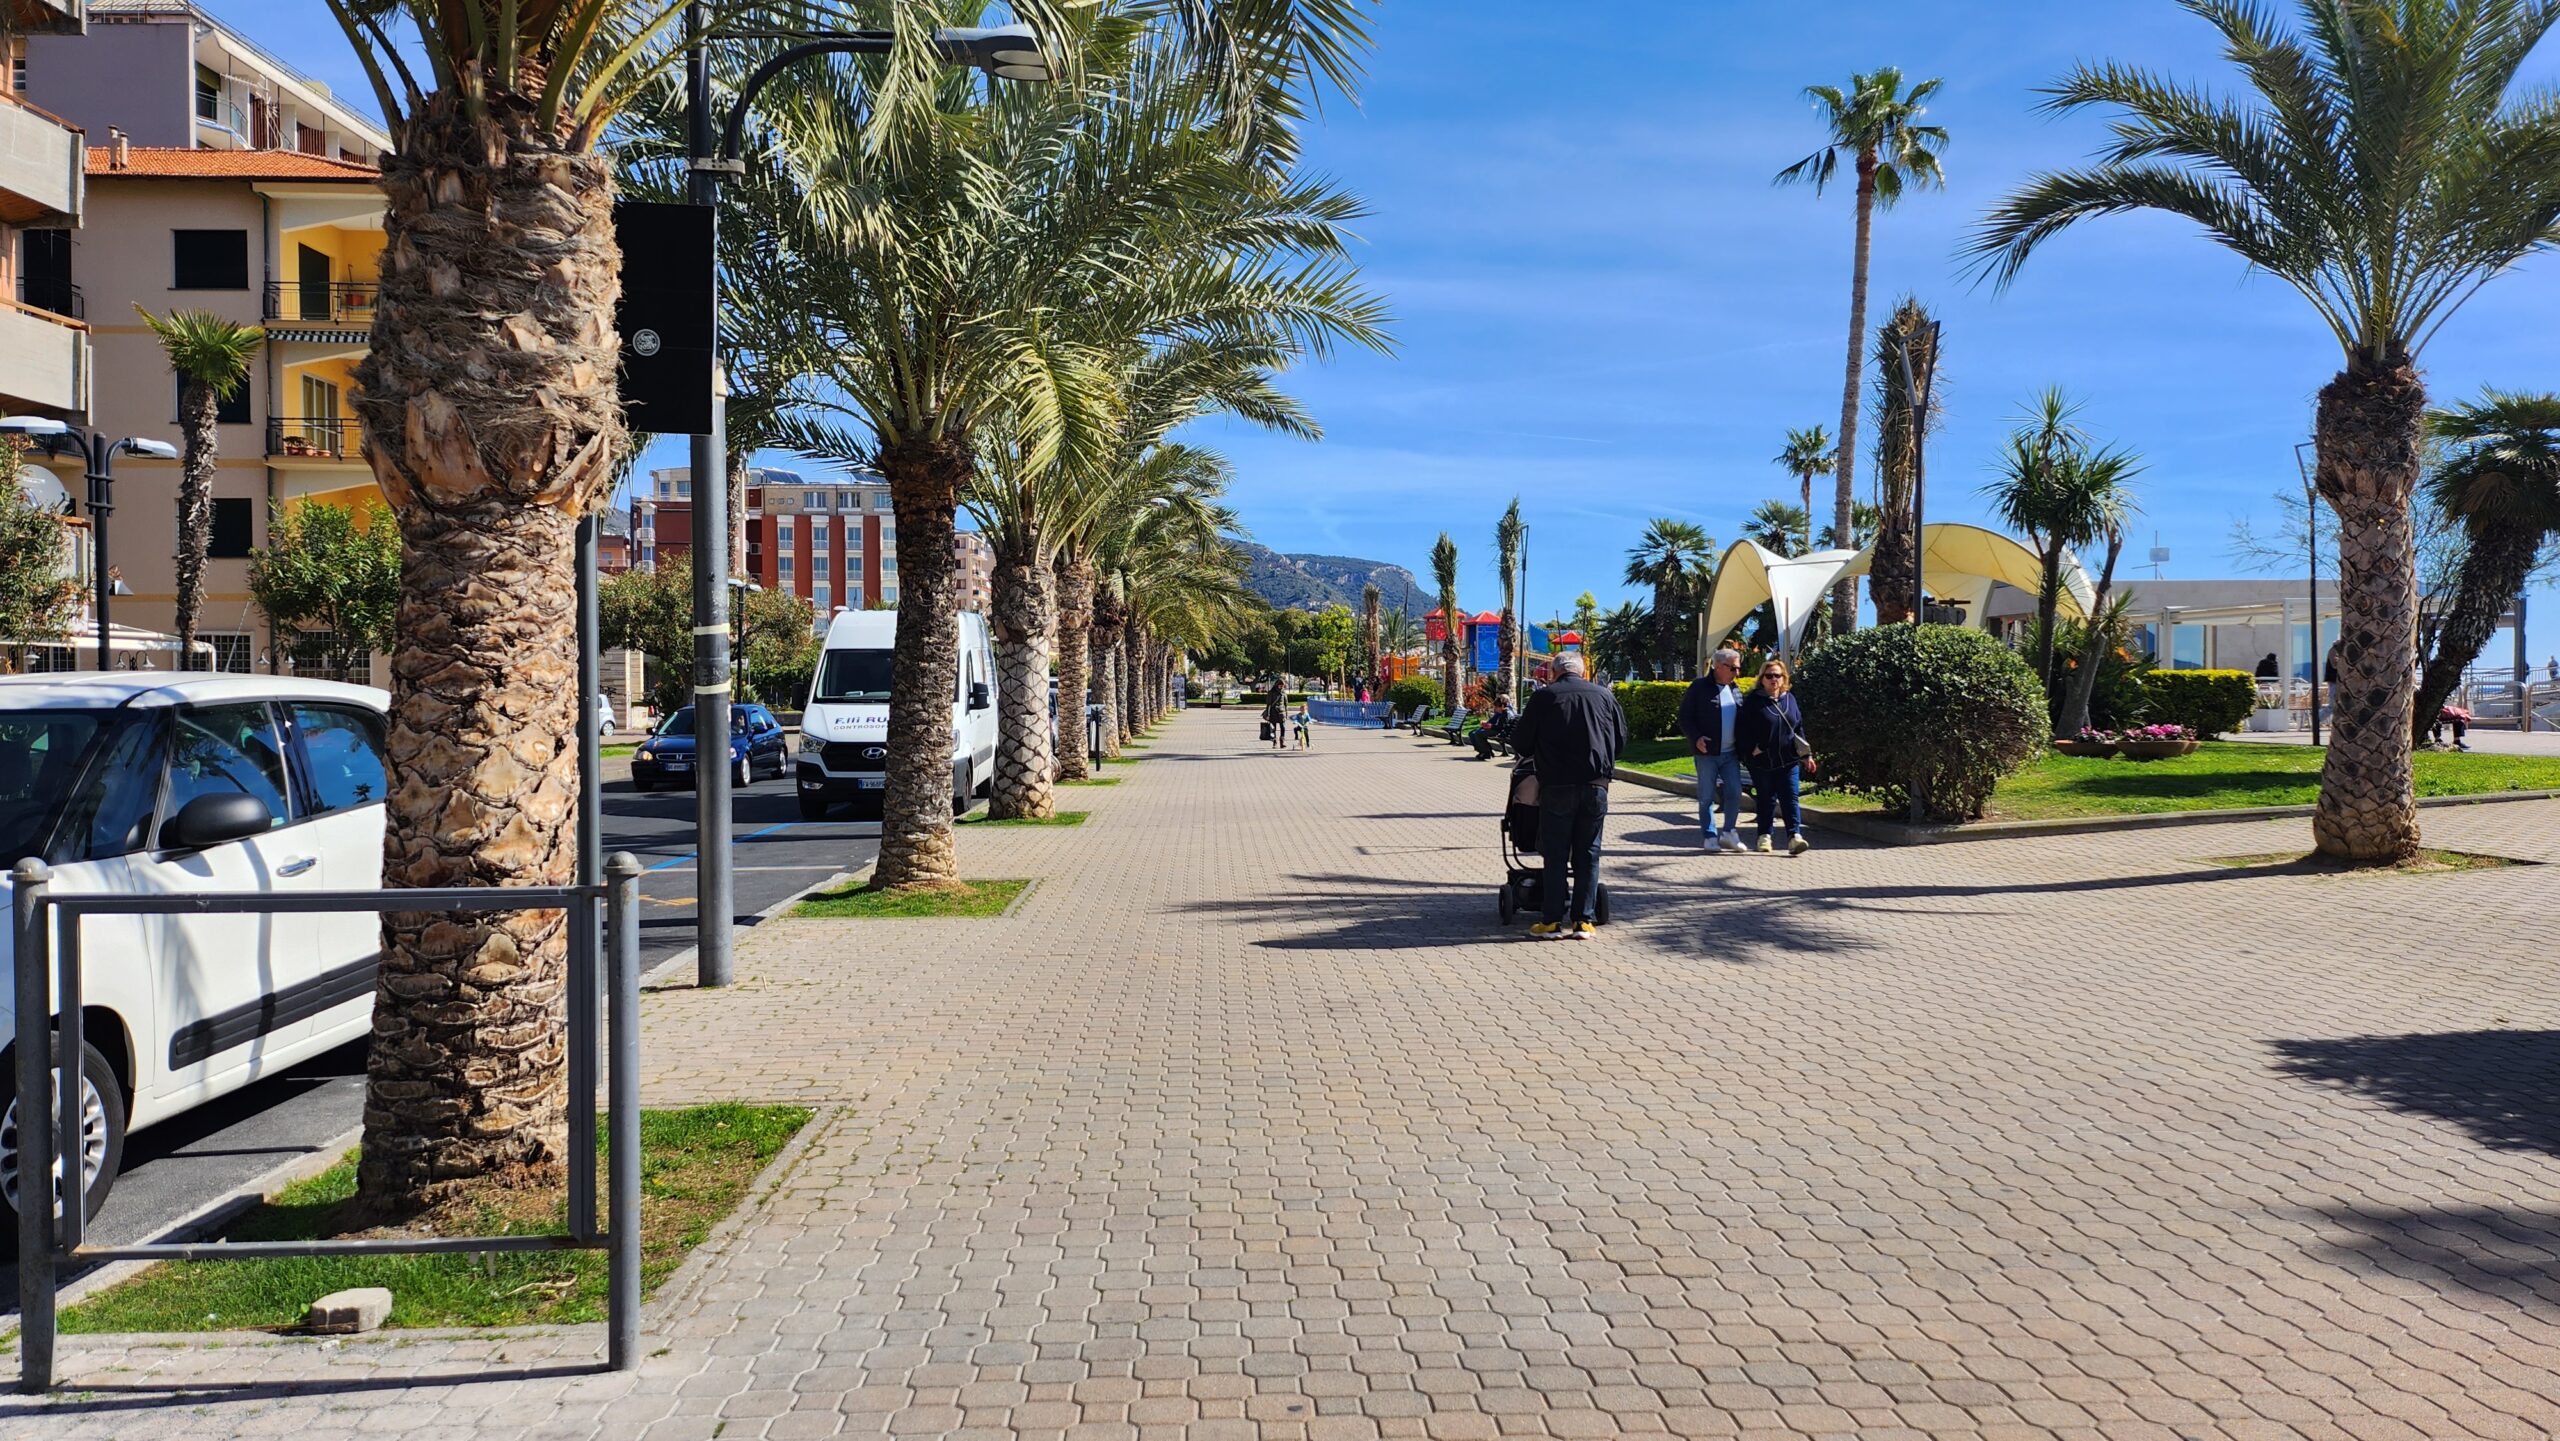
<box><xmin>11</xmin><ymin>852</ymin><xmax>647</xmax><ymax>1393</ymax></box>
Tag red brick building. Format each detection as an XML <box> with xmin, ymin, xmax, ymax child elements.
<box><xmin>631</xmin><ymin>468</ymin><xmax>988</xmax><ymax>617</ymax></box>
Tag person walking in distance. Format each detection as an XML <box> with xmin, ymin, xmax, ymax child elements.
<box><xmin>1737</xmin><ymin>658</ymin><xmax>1816</xmax><ymax>855</ymax></box>
<box><xmin>1264</xmin><ymin>677</ymin><xmax>1289</xmax><ymax>751</ymax></box>
<box><xmin>1508</xmin><ymin>651</ymin><xmax>1629</xmax><ymax>940</ymax></box>
<box><xmin>1678</xmin><ymin>647</ymin><xmax>1749</xmax><ymax>853</ymax></box>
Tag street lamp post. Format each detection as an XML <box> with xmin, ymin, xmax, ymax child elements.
<box><xmin>2294</xmin><ymin>442</ymin><xmax>2322</xmax><ymax>747</ymax></box>
<box><xmin>678</xmin><ymin>14</ymin><xmax>1050</xmax><ymax>986</ymax></box>
<box><xmin>0</xmin><ymin>418</ymin><xmax>177</xmax><ymax>671</ymax></box>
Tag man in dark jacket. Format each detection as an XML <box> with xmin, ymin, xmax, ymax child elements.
<box><xmin>1677</xmin><ymin>647</ymin><xmax>1748</xmax><ymax>853</ymax></box>
<box><xmin>1507</xmin><ymin>652</ymin><xmax>1629</xmax><ymax>939</ymax></box>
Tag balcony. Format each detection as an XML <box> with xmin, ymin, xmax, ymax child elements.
<box><xmin>263</xmin><ymin>280</ymin><xmax>379</xmax><ymax>328</ymax></box>
<box><xmin>16</xmin><ymin>277</ymin><xmax>81</xmax><ymax>321</ymax></box>
<box><xmin>268</xmin><ymin>415</ymin><xmax>365</xmax><ymax>461</ymax></box>
<box><xmin>0</xmin><ymin>299</ymin><xmax>88</xmax><ymax>417</ymax></box>
<box><xmin>0</xmin><ymin>94</ymin><xmax>85</xmax><ymax>227</ymax></box>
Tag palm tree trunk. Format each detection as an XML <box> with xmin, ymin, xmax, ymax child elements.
<box><xmin>1441</xmin><ymin>636</ymin><xmax>1460</xmax><ymax>716</ymax></box>
<box><xmin>1120</xmin><ymin>613</ymin><xmax>1140</xmax><ymax>738</ymax></box>
<box><xmin>987</xmin><ymin>535</ymin><xmax>1055</xmax><ymax>820</ymax></box>
<box><xmin>1828</xmin><ymin>160</ymin><xmax>1879</xmax><ymax>636</ymax></box>
<box><xmin>173</xmin><ymin>381</ymin><xmax>218</xmax><ymax>669</ymax></box>
<box><xmin>2412</xmin><ymin>520</ymin><xmax>2539</xmax><ymax>746</ymax></box>
<box><xmin>1054</xmin><ymin>552</ymin><xmax>1093</xmax><ymax>781</ymax></box>
<box><xmin>1800</xmin><ymin>472</ymin><xmax>1814</xmax><ymax>554</ymax></box>
<box><xmin>727</xmin><ymin>452</ymin><xmax>750</xmax><ymax>579</ymax></box>
<box><xmin>2032</xmin><ymin>540</ymin><xmax>2066</xmax><ymax>687</ymax></box>
<box><xmin>1091</xmin><ymin>587</ymin><xmax>1123</xmax><ymax>759</ymax></box>
<box><xmin>874</xmin><ymin>434</ymin><xmax>971</xmax><ymax>890</ymax></box>
<box><xmin>350</xmin><ymin>91</ymin><xmax>623</xmax><ymax>1216</ymax></box>
<box><xmin>2312</xmin><ymin>359</ymin><xmax>2426</xmax><ymax>863</ymax></box>
<box><xmin>1654</xmin><ymin>580</ymin><xmax>1682</xmax><ymax>679</ymax></box>
<box><xmin>2060</xmin><ymin>531</ymin><xmax>2123</xmax><ymax>737</ymax></box>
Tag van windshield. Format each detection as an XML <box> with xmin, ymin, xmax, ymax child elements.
<box><xmin>814</xmin><ymin>649</ymin><xmax>894</xmax><ymax>704</ymax></box>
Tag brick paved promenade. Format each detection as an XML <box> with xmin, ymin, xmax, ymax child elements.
<box><xmin>13</xmin><ymin>710</ymin><xmax>2560</xmax><ymax>1439</ymax></box>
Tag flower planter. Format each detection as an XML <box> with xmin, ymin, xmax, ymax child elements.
<box><xmin>2053</xmin><ymin>739</ymin><xmax>2117</xmax><ymax>758</ymax></box>
<box><xmin>2116</xmin><ymin>738</ymin><xmax>2200</xmax><ymax>760</ymax></box>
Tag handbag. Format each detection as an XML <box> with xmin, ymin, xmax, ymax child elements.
<box><xmin>1259</xmin><ymin>720</ymin><xmax>1274</xmax><ymax>741</ymax></box>
<box><xmin>1792</xmin><ymin>734</ymin><xmax>1814</xmax><ymax>761</ymax></box>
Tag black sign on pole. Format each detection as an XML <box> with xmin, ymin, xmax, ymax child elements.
<box><xmin>612</xmin><ymin>201</ymin><xmax>715</xmax><ymax>436</ymax></box>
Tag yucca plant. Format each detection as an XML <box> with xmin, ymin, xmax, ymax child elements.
<box><xmin>138</xmin><ymin>307</ymin><xmax>261</xmax><ymax>671</ymax></box>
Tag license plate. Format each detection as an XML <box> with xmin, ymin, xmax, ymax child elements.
<box><xmin>856</xmin><ymin>776</ymin><xmax>885</xmax><ymax>790</ymax></box>
<box><xmin>664</xmin><ymin>759</ymin><xmax>691</xmax><ymax>770</ymax></box>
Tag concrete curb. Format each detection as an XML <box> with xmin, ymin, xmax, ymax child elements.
<box><xmin>1608</xmin><ymin>766</ymin><xmax>2560</xmax><ymax>845</ymax></box>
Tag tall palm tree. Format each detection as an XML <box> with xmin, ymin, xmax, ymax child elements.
<box><xmin>1969</xmin><ymin>0</ymin><xmax>2560</xmax><ymax>863</ymax></box>
<box><xmin>1359</xmin><ymin>581</ymin><xmax>1380</xmax><ymax>686</ymax></box>
<box><xmin>1590</xmin><ymin>600</ymin><xmax>1650</xmax><ymax>683</ymax></box>
<box><xmin>1866</xmin><ymin>298</ymin><xmax>1941</xmax><ymax>625</ymax></box>
<box><xmin>1743</xmin><ymin>500</ymin><xmax>1810</xmax><ymax>559</ymax></box>
<box><xmin>1623</xmin><ymin>518</ymin><xmax>1712</xmax><ymax>680</ymax></box>
<box><xmin>2415</xmin><ymin>392</ymin><xmax>2560</xmax><ymax>740</ymax></box>
<box><xmin>1430</xmin><ymin>533</ymin><xmax>1461</xmax><ymax>709</ymax></box>
<box><xmin>138</xmin><ymin>307</ymin><xmax>261</xmax><ymax>671</ymax></box>
<box><xmin>1494</xmin><ymin>499</ymin><xmax>1524</xmax><ymax>704</ymax></box>
<box><xmin>1773</xmin><ymin>425</ymin><xmax>1834</xmax><ymax>556</ymax></box>
<box><xmin>1777</xmin><ymin>68</ymin><xmax>1948</xmax><ymax>636</ymax></box>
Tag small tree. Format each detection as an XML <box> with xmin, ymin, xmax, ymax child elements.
<box><xmin>0</xmin><ymin>445</ymin><xmax>80</xmax><ymax>665</ymax></box>
<box><xmin>247</xmin><ymin>498</ymin><xmax>398</xmax><ymax>681</ymax></box>
<box><xmin>139</xmin><ymin>307</ymin><xmax>262</xmax><ymax>669</ymax></box>
<box><xmin>599</xmin><ymin>559</ymin><xmax>697</xmax><ymax>714</ymax></box>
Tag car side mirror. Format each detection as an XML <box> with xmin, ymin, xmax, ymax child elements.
<box><xmin>161</xmin><ymin>792</ymin><xmax>274</xmax><ymax>852</ymax></box>
<box><xmin>968</xmin><ymin>682</ymin><xmax>991</xmax><ymax>712</ymax></box>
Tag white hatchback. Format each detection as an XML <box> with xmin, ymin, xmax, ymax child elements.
<box><xmin>0</xmin><ymin>673</ymin><xmax>391</xmax><ymax>1230</ymax></box>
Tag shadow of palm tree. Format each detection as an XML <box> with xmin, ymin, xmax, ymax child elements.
<box><xmin>2270</xmin><ymin>1030</ymin><xmax>2560</xmax><ymax>1155</ymax></box>
<box><xmin>2305</xmin><ymin>1205</ymin><xmax>2560</xmax><ymax>1315</ymax></box>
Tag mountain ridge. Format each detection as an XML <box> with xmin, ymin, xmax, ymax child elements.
<box><xmin>1234</xmin><ymin>542</ymin><xmax>1427</xmax><ymax>615</ymax></box>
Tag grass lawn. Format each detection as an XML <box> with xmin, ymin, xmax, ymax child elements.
<box><xmin>1059</xmin><ymin>777</ymin><xmax>1121</xmax><ymax>787</ymax></box>
<box><xmin>1618</xmin><ymin>738</ymin><xmax>2560</xmax><ymax>823</ymax></box>
<box><xmin>59</xmin><ymin>1104</ymin><xmax>809</xmax><ymax>1335</ymax></box>
<box><xmin>792</xmin><ymin>878</ymin><xmax>1030</xmax><ymax>918</ymax></box>
<box><xmin>958</xmin><ymin>810</ymin><xmax>1088</xmax><ymax>827</ymax></box>
<box><xmin>602</xmin><ymin>743</ymin><xmax>636</xmax><ymax>759</ymax></box>
<box><xmin>2203</xmin><ymin>848</ymin><xmax>2526</xmax><ymax>873</ymax></box>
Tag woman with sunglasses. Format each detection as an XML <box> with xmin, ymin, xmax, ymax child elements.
<box><xmin>1735</xmin><ymin>659</ymin><xmax>1816</xmax><ymax>855</ymax></box>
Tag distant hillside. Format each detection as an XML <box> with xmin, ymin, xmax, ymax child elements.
<box><xmin>1236</xmin><ymin>543</ymin><xmax>1426</xmax><ymax>614</ymax></box>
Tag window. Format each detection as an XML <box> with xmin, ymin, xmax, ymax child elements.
<box><xmin>883</xmin><ymin>557</ymin><xmax>897</xmax><ymax>574</ymax></box>
<box><xmin>67</xmin><ymin>714</ymin><xmax>167</xmax><ymax>861</ymax></box>
<box><xmin>779</xmin><ymin>554</ymin><xmax>794</xmax><ymax>581</ymax></box>
<box><xmin>172</xmin><ymin>230</ymin><xmax>249</xmax><ymax>290</ymax></box>
<box><xmin>812</xmin><ymin>523</ymin><xmax>829</xmax><ymax>553</ymax></box>
<box><xmin>845</xmin><ymin>525</ymin><xmax>863</xmax><ymax>551</ymax></box>
<box><xmin>777</xmin><ymin>517</ymin><xmax>794</xmax><ymax>545</ymax></box>
<box><xmin>165</xmin><ymin>704</ymin><xmax>292</xmax><ymax>827</ymax></box>
<box><xmin>677</xmin><ymin>478</ymin><xmax>691</xmax><ymax>498</ymax></box>
<box><xmin>177</xmin><ymin>374</ymin><xmax>252</xmax><ymax>426</ymax></box>
<box><xmin>883</xmin><ymin>585</ymin><xmax>899</xmax><ymax>604</ymax></box>
<box><xmin>813</xmin><ymin>584</ymin><xmax>830</xmax><ymax>613</ymax></box>
<box><xmin>202</xmin><ymin>632</ymin><xmax>254</xmax><ymax>673</ymax></box>
<box><xmin>287</xmin><ymin>632</ymin><xmax>361</xmax><ymax>684</ymax></box>
<box><xmin>289</xmin><ymin>704</ymin><xmax>388</xmax><ymax>815</ymax></box>
<box><xmin>209</xmin><ymin>498</ymin><xmax>254</xmax><ymax>558</ymax></box>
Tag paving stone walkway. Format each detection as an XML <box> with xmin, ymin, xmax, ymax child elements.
<box><xmin>12</xmin><ymin>711</ymin><xmax>2560</xmax><ymax>1440</ymax></box>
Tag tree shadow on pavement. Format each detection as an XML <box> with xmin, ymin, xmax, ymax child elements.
<box><xmin>2304</xmin><ymin>1205</ymin><xmax>2560</xmax><ymax>1316</ymax></box>
<box><xmin>0</xmin><ymin>1365</ymin><xmax>607</xmax><ymax>1422</ymax></box>
<box><xmin>2270</xmin><ymin>1030</ymin><xmax>2560</xmax><ymax>1155</ymax></box>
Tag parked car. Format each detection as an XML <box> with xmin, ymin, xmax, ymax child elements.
<box><xmin>797</xmin><ymin>608</ymin><xmax>996</xmax><ymax>820</ymax></box>
<box><xmin>0</xmin><ymin>673</ymin><xmax>393</xmax><ymax>1231</ymax></box>
<box><xmin>631</xmin><ymin>704</ymin><xmax>789</xmax><ymax>791</ymax></box>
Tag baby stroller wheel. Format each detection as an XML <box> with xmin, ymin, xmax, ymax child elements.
<box><xmin>1496</xmin><ymin>882</ymin><xmax>1518</xmax><ymax>925</ymax></box>
<box><xmin>1593</xmin><ymin>886</ymin><xmax>1611</xmax><ymax>926</ymax></box>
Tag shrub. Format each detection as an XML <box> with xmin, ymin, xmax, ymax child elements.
<box><xmin>2048</xmin><ymin>618</ymin><xmax>2153</xmax><ymax>731</ymax></box>
<box><xmin>1795</xmin><ymin>624</ymin><xmax>2049</xmax><ymax>822</ymax></box>
<box><xmin>1612</xmin><ymin>680</ymin><xmax>1687</xmax><ymax>739</ymax></box>
<box><xmin>1384</xmin><ymin>676</ymin><xmax>1442</xmax><ymax>715</ymax></box>
<box><xmin>2139</xmin><ymin>669</ymin><xmax>2256</xmax><ymax>738</ymax></box>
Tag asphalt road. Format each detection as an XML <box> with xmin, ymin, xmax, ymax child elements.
<box><xmin>4</xmin><ymin>761</ymin><xmax>877</xmax><ymax>1308</ymax></box>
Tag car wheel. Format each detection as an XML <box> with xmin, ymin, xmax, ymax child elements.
<box><xmin>798</xmin><ymin>789</ymin><xmax>830</xmax><ymax>821</ymax></box>
<box><xmin>952</xmin><ymin>762</ymin><xmax>973</xmax><ymax>817</ymax></box>
<box><xmin>734</xmin><ymin>754</ymin><xmax>753</xmax><ymax>788</ymax></box>
<box><xmin>0</xmin><ymin>1036</ymin><xmax>126</xmax><ymax>1245</ymax></box>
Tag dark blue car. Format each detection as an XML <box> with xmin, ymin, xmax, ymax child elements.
<box><xmin>631</xmin><ymin>704</ymin><xmax>789</xmax><ymax>791</ymax></box>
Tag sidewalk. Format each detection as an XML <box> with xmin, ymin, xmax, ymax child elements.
<box><xmin>15</xmin><ymin>711</ymin><xmax>2560</xmax><ymax>1439</ymax></box>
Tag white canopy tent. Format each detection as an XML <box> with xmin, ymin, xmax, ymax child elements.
<box><xmin>1703</xmin><ymin>522</ymin><xmax>2096</xmax><ymax>658</ymax></box>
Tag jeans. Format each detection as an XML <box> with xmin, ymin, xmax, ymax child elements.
<box><xmin>1752</xmin><ymin>763</ymin><xmax>1801</xmax><ymax>838</ymax></box>
<box><xmin>1692</xmin><ymin>749</ymin><xmax>1742</xmax><ymax>838</ymax></box>
<box><xmin>1536</xmin><ymin>781</ymin><xmax>1609</xmax><ymax>925</ymax></box>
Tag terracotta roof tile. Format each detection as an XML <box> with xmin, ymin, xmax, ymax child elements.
<box><xmin>87</xmin><ymin>147</ymin><xmax>380</xmax><ymax>181</ymax></box>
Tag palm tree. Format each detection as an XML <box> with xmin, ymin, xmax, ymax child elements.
<box><xmin>1980</xmin><ymin>392</ymin><xmax>2140</xmax><ymax>693</ymax></box>
<box><xmin>2415</xmin><ymin>392</ymin><xmax>2560</xmax><ymax>741</ymax></box>
<box><xmin>1866</xmin><ymin>298</ymin><xmax>1941</xmax><ymax>625</ymax></box>
<box><xmin>1774</xmin><ymin>426</ymin><xmax>1834</xmax><ymax>556</ymax></box>
<box><xmin>1359</xmin><ymin>582</ymin><xmax>1380</xmax><ymax>687</ymax></box>
<box><xmin>1742</xmin><ymin>500</ymin><xmax>1810</xmax><ymax>559</ymax></box>
<box><xmin>1590</xmin><ymin>600</ymin><xmax>1650</xmax><ymax>683</ymax></box>
<box><xmin>1969</xmin><ymin>0</ymin><xmax>2560</xmax><ymax>863</ymax></box>
<box><xmin>1430</xmin><ymin>533</ymin><xmax>1461</xmax><ymax>710</ymax></box>
<box><xmin>1623</xmin><ymin>518</ymin><xmax>1712</xmax><ymax>680</ymax></box>
<box><xmin>1777</xmin><ymin>68</ymin><xmax>1948</xmax><ymax>636</ymax></box>
<box><xmin>138</xmin><ymin>307</ymin><xmax>261</xmax><ymax>671</ymax></box>
<box><xmin>1494</xmin><ymin>499</ymin><xmax>1524</xmax><ymax>704</ymax></box>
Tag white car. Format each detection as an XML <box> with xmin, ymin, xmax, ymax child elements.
<box><xmin>0</xmin><ymin>673</ymin><xmax>391</xmax><ymax>1230</ymax></box>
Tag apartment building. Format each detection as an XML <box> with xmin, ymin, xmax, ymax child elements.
<box><xmin>637</xmin><ymin>467</ymin><xmax>924</xmax><ymax>618</ymax></box>
<box><xmin>952</xmin><ymin>529</ymin><xmax>993</xmax><ymax>613</ymax></box>
<box><xmin>25</xmin><ymin>0</ymin><xmax>386</xmax><ymax>165</ymax></box>
<box><xmin>2</xmin><ymin>0</ymin><xmax>91</xmax><ymax>426</ymax></box>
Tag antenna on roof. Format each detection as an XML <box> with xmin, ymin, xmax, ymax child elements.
<box><xmin>2147</xmin><ymin>533</ymin><xmax>2170</xmax><ymax>580</ymax></box>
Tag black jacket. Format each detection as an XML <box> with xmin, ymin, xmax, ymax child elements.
<box><xmin>1510</xmin><ymin>676</ymin><xmax>1629</xmax><ymax>787</ymax></box>
<box><xmin>1677</xmin><ymin>676</ymin><xmax>1745</xmax><ymax>753</ymax></box>
<box><xmin>1735</xmin><ymin>690</ymin><xmax>1807</xmax><ymax>772</ymax></box>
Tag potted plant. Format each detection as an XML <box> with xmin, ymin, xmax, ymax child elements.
<box><xmin>2116</xmin><ymin>722</ymin><xmax>2199</xmax><ymax>759</ymax></box>
<box><xmin>2054</xmin><ymin>727</ymin><xmax>2118</xmax><ymax>758</ymax></box>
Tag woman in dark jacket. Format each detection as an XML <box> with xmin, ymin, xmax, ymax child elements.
<box><xmin>1735</xmin><ymin>659</ymin><xmax>1816</xmax><ymax>855</ymax></box>
<box><xmin>1263</xmin><ymin>678</ymin><xmax>1289</xmax><ymax>750</ymax></box>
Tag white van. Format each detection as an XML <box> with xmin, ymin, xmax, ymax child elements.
<box><xmin>796</xmin><ymin>609</ymin><xmax>997</xmax><ymax>820</ymax></box>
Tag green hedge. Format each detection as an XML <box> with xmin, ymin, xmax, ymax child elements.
<box><xmin>1796</xmin><ymin>624</ymin><xmax>2049</xmax><ymax>822</ymax></box>
<box><xmin>1384</xmin><ymin>676</ymin><xmax>1442</xmax><ymax>715</ymax></box>
<box><xmin>2139</xmin><ymin>669</ymin><xmax>2256</xmax><ymax>738</ymax></box>
<box><xmin>1613</xmin><ymin>681</ymin><xmax>1687</xmax><ymax>740</ymax></box>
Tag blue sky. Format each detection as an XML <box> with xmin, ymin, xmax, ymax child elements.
<box><xmin>219</xmin><ymin>0</ymin><xmax>2560</xmax><ymax>664</ymax></box>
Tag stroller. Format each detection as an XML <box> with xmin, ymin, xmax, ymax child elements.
<box><xmin>1494</xmin><ymin>759</ymin><xmax>1611</xmax><ymax>927</ymax></box>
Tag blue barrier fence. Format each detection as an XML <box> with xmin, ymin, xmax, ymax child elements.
<box><xmin>1307</xmin><ymin>700</ymin><xmax>1393</xmax><ymax>728</ymax></box>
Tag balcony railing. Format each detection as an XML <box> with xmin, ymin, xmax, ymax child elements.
<box><xmin>16</xmin><ymin>277</ymin><xmax>82</xmax><ymax>321</ymax></box>
<box><xmin>267</xmin><ymin>415</ymin><xmax>364</xmax><ymax>460</ymax></box>
<box><xmin>263</xmin><ymin>281</ymin><xmax>377</xmax><ymax>326</ymax></box>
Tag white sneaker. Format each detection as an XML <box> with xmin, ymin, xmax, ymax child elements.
<box><xmin>1718</xmin><ymin>830</ymin><xmax>1746</xmax><ymax>853</ymax></box>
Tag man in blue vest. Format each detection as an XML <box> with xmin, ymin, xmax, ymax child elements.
<box><xmin>1678</xmin><ymin>647</ymin><xmax>1747</xmax><ymax>853</ymax></box>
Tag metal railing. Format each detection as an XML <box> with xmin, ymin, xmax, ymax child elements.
<box><xmin>267</xmin><ymin>415</ymin><xmax>365</xmax><ymax>460</ymax></box>
<box><xmin>262</xmin><ymin>280</ymin><xmax>377</xmax><ymax>326</ymax></box>
<box><xmin>15</xmin><ymin>278</ymin><xmax>82</xmax><ymax>321</ymax></box>
<box><xmin>11</xmin><ymin>853</ymin><xmax>647</xmax><ymax>1393</ymax></box>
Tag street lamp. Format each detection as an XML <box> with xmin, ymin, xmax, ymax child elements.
<box><xmin>675</xmin><ymin>12</ymin><xmax>1053</xmax><ymax>988</ymax></box>
<box><xmin>1</xmin><ymin>417</ymin><xmax>178</xmax><ymax>672</ymax></box>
